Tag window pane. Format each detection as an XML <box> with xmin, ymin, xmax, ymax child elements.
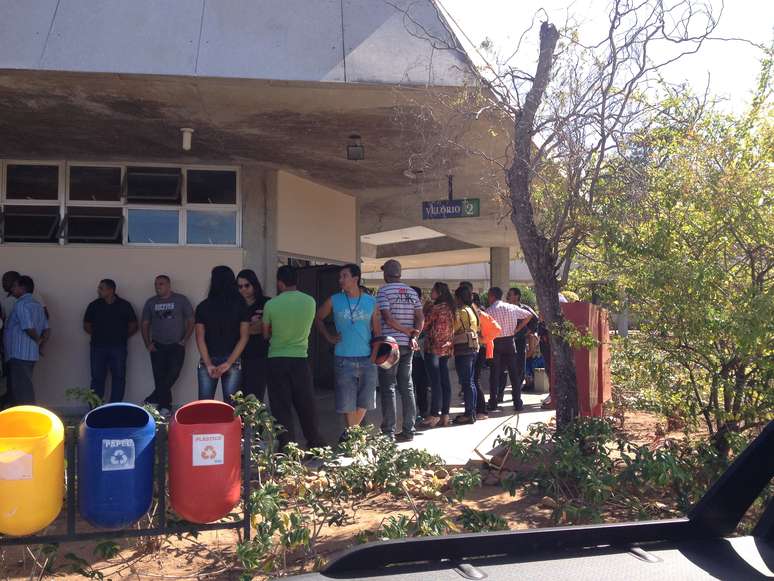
<box><xmin>2</xmin><ymin>205</ymin><xmax>60</xmax><ymax>242</ymax></box>
<box><xmin>128</xmin><ymin>209</ymin><xmax>179</xmax><ymax>244</ymax></box>
<box><xmin>126</xmin><ymin>167</ymin><xmax>181</xmax><ymax>204</ymax></box>
<box><xmin>186</xmin><ymin>170</ymin><xmax>237</xmax><ymax>204</ymax></box>
<box><xmin>6</xmin><ymin>165</ymin><xmax>59</xmax><ymax>200</ymax></box>
<box><xmin>66</xmin><ymin>207</ymin><xmax>123</xmax><ymax>244</ymax></box>
<box><xmin>70</xmin><ymin>166</ymin><xmax>122</xmax><ymax>202</ymax></box>
<box><xmin>186</xmin><ymin>210</ymin><xmax>236</xmax><ymax>245</ymax></box>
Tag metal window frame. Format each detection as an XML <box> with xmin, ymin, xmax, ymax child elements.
<box><xmin>184</xmin><ymin>208</ymin><xmax>240</xmax><ymax>247</ymax></box>
<box><xmin>0</xmin><ymin>160</ymin><xmax>242</xmax><ymax>248</ymax></box>
<box><xmin>125</xmin><ymin>207</ymin><xmax>182</xmax><ymax>246</ymax></box>
<box><xmin>2</xmin><ymin>160</ymin><xmax>63</xmax><ymax>204</ymax></box>
<box><xmin>61</xmin><ymin>207</ymin><xmax>125</xmax><ymax>243</ymax></box>
<box><xmin>125</xmin><ymin>166</ymin><xmax>183</xmax><ymax>204</ymax></box>
<box><xmin>66</xmin><ymin>163</ymin><xmax>125</xmax><ymax>206</ymax></box>
<box><xmin>1</xmin><ymin>204</ymin><xmax>62</xmax><ymax>242</ymax></box>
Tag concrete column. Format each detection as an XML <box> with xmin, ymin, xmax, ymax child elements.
<box><xmin>241</xmin><ymin>166</ymin><xmax>278</xmax><ymax>296</ymax></box>
<box><xmin>490</xmin><ymin>246</ymin><xmax>510</xmax><ymax>292</ymax></box>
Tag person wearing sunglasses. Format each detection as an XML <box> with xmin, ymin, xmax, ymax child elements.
<box><xmin>237</xmin><ymin>269</ymin><xmax>270</xmax><ymax>403</ymax></box>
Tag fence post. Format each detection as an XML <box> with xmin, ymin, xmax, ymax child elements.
<box><xmin>242</xmin><ymin>423</ymin><xmax>252</xmax><ymax>541</ymax></box>
<box><xmin>66</xmin><ymin>425</ymin><xmax>77</xmax><ymax>536</ymax></box>
<box><xmin>157</xmin><ymin>424</ymin><xmax>167</xmax><ymax>532</ymax></box>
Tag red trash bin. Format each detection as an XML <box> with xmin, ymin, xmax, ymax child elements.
<box><xmin>596</xmin><ymin>308</ymin><xmax>612</xmax><ymax>416</ymax></box>
<box><xmin>168</xmin><ymin>400</ymin><xmax>242</xmax><ymax>523</ymax></box>
<box><xmin>548</xmin><ymin>301</ymin><xmax>601</xmax><ymax>417</ymax></box>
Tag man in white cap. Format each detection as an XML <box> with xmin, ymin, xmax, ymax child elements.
<box><xmin>376</xmin><ymin>259</ymin><xmax>424</xmax><ymax>442</ymax></box>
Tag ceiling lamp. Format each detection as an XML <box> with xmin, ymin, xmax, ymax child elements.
<box><xmin>181</xmin><ymin>127</ymin><xmax>194</xmax><ymax>151</ymax></box>
<box><xmin>347</xmin><ymin>134</ymin><xmax>364</xmax><ymax>161</ymax></box>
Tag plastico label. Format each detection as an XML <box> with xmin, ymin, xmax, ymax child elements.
<box><xmin>192</xmin><ymin>433</ymin><xmax>224</xmax><ymax>467</ymax></box>
<box><xmin>101</xmin><ymin>438</ymin><xmax>136</xmax><ymax>472</ymax></box>
<box><xmin>0</xmin><ymin>450</ymin><xmax>33</xmax><ymax>480</ymax></box>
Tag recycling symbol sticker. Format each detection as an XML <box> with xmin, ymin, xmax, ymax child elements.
<box><xmin>101</xmin><ymin>439</ymin><xmax>136</xmax><ymax>472</ymax></box>
<box><xmin>192</xmin><ymin>434</ymin><xmax>224</xmax><ymax>467</ymax></box>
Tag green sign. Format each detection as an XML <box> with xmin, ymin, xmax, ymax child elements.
<box><xmin>422</xmin><ymin>198</ymin><xmax>480</xmax><ymax>220</ymax></box>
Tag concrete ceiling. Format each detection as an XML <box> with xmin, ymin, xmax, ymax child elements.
<box><xmin>361</xmin><ymin>246</ymin><xmax>522</xmax><ymax>273</ymax></box>
<box><xmin>0</xmin><ymin>70</ymin><xmax>516</xmax><ymax>250</ymax></box>
<box><xmin>360</xmin><ymin>226</ymin><xmax>444</xmax><ymax>246</ymax></box>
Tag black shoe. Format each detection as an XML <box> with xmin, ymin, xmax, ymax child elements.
<box><xmin>514</xmin><ymin>400</ymin><xmax>524</xmax><ymax>412</ymax></box>
<box><xmin>143</xmin><ymin>392</ymin><xmax>158</xmax><ymax>405</ymax></box>
<box><xmin>452</xmin><ymin>414</ymin><xmax>476</xmax><ymax>425</ymax></box>
<box><xmin>396</xmin><ymin>432</ymin><xmax>414</xmax><ymax>443</ymax></box>
<box><xmin>338</xmin><ymin>429</ymin><xmax>349</xmax><ymax>444</ymax></box>
<box><xmin>487</xmin><ymin>400</ymin><xmax>499</xmax><ymax>412</ymax></box>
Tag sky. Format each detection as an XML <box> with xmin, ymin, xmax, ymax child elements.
<box><xmin>438</xmin><ymin>0</ymin><xmax>773</xmax><ymax>113</ymax></box>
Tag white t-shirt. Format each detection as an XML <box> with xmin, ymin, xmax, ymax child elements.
<box><xmin>376</xmin><ymin>283</ymin><xmax>421</xmax><ymax>346</ymax></box>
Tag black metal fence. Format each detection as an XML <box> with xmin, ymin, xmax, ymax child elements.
<box><xmin>0</xmin><ymin>424</ymin><xmax>253</xmax><ymax>546</ymax></box>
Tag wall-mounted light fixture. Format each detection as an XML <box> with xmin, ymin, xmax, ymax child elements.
<box><xmin>347</xmin><ymin>134</ymin><xmax>364</xmax><ymax>161</ymax></box>
<box><xmin>181</xmin><ymin>128</ymin><xmax>194</xmax><ymax>152</ymax></box>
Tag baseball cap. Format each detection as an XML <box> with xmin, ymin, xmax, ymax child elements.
<box><xmin>381</xmin><ymin>259</ymin><xmax>402</xmax><ymax>278</ymax></box>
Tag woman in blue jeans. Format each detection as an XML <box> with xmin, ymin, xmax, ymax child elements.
<box><xmin>194</xmin><ymin>266</ymin><xmax>250</xmax><ymax>402</ymax></box>
<box><xmin>419</xmin><ymin>282</ymin><xmax>456</xmax><ymax>429</ymax></box>
<box><xmin>452</xmin><ymin>285</ymin><xmax>480</xmax><ymax>424</ymax></box>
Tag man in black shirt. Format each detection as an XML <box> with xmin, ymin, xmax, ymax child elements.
<box><xmin>84</xmin><ymin>279</ymin><xmax>138</xmax><ymax>403</ymax></box>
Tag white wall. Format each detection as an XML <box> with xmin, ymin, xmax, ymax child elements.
<box><xmin>276</xmin><ymin>171</ymin><xmax>357</xmax><ymax>264</ymax></box>
<box><xmin>3</xmin><ymin>245</ymin><xmax>243</xmax><ymax>412</ymax></box>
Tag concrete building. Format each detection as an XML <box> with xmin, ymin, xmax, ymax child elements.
<box><xmin>0</xmin><ymin>0</ymin><xmax>519</xmax><ymax>411</ymax></box>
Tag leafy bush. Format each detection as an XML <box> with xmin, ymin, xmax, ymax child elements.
<box><xmin>497</xmin><ymin>417</ymin><xmax>767</xmax><ymax>526</ymax></box>
<box><xmin>231</xmin><ymin>393</ymin><xmax>485</xmax><ymax>579</ymax></box>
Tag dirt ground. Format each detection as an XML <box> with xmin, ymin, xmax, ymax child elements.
<box><xmin>1</xmin><ymin>411</ymin><xmax>675</xmax><ymax>580</ymax></box>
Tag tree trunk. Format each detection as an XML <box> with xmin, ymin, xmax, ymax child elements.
<box><xmin>507</xmin><ymin>22</ymin><xmax>579</xmax><ymax>428</ymax></box>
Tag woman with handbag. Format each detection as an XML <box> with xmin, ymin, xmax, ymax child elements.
<box><xmin>419</xmin><ymin>282</ymin><xmax>456</xmax><ymax>428</ymax></box>
<box><xmin>453</xmin><ymin>285</ymin><xmax>480</xmax><ymax>424</ymax></box>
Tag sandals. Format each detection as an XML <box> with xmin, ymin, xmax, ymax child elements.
<box><xmin>420</xmin><ymin>415</ymin><xmax>441</xmax><ymax>428</ymax></box>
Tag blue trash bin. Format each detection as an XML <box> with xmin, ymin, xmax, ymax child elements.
<box><xmin>78</xmin><ymin>403</ymin><xmax>156</xmax><ymax>528</ymax></box>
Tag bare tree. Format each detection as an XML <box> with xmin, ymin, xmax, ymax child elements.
<box><xmin>387</xmin><ymin>0</ymin><xmax>721</xmax><ymax>426</ymax></box>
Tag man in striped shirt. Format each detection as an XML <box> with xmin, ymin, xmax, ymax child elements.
<box><xmin>486</xmin><ymin>287</ymin><xmax>534</xmax><ymax>411</ymax></box>
<box><xmin>3</xmin><ymin>276</ymin><xmax>49</xmax><ymax>405</ymax></box>
<box><xmin>376</xmin><ymin>260</ymin><xmax>424</xmax><ymax>442</ymax></box>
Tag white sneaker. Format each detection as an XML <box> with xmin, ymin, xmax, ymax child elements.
<box><xmin>158</xmin><ymin>407</ymin><xmax>171</xmax><ymax>419</ymax></box>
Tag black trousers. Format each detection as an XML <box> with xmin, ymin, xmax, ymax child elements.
<box><xmin>0</xmin><ymin>359</ymin><xmax>13</xmax><ymax>408</ymax></box>
<box><xmin>412</xmin><ymin>351</ymin><xmax>430</xmax><ymax>418</ymax></box>
<box><xmin>242</xmin><ymin>356</ymin><xmax>268</xmax><ymax>403</ymax></box>
<box><xmin>150</xmin><ymin>343</ymin><xmax>185</xmax><ymax>409</ymax></box>
<box><xmin>490</xmin><ymin>337</ymin><xmax>525</xmax><ymax>407</ymax></box>
<box><xmin>473</xmin><ymin>346</ymin><xmax>487</xmax><ymax>414</ymax></box>
<box><xmin>267</xmin><ymin>357</ymin><xmax>323</xmax><ymax>450</ymax></box>
<box><xmin>8</xmin><ymin>359</ymin><xmax>35</xmax><ymax>405</ymax></box>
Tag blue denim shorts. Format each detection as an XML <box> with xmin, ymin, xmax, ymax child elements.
<box><xmin>334</xmin><ymin>356</ymin><xmax>377</xmax><ymax>413</ymax></box>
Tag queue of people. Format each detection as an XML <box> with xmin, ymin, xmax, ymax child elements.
<box><xmin>1</xmin><ymin>260</ymin><xmax>550</xmax><ymax>450</ymax></box>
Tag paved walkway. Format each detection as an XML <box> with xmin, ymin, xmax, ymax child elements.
<box><xmin>398</xmin><ymin>390</ymin><xmax>554</xmax><ymax>466</ymax></box>
<box><xmin>311</xmin><ymin>364</ymin><xmax>554</xmax><ymax>467</ymax></box>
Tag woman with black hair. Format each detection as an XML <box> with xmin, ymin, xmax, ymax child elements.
<box><xmin>420</xmin><ymin>282</ymin><xmax>456</xmax><ymax>428</ymax></box>
<box><xmin>237</xmin><ymin>269</ymin><xmax>270</xmax><ymax>403</ymax></box>
<box><xmin>194</xmin><ymin>265</ymin><xmax>250</xmax><ymax>402</ymax></box>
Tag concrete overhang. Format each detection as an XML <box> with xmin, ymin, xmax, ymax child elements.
<box><xmin>362</xmin><ymin>246</ymin><xmax>521</xmax><ymax>272</ymax></box>
<box><xmin>0</xmin><ymin>69</ymin><xmax>516</xmax><ymax>251</ymax></box>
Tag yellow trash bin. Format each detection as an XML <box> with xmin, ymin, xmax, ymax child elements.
<box><xmin>0</xmin><ymin>406</ymin><xmax>65</xmax><ymax>536</ymax></box>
